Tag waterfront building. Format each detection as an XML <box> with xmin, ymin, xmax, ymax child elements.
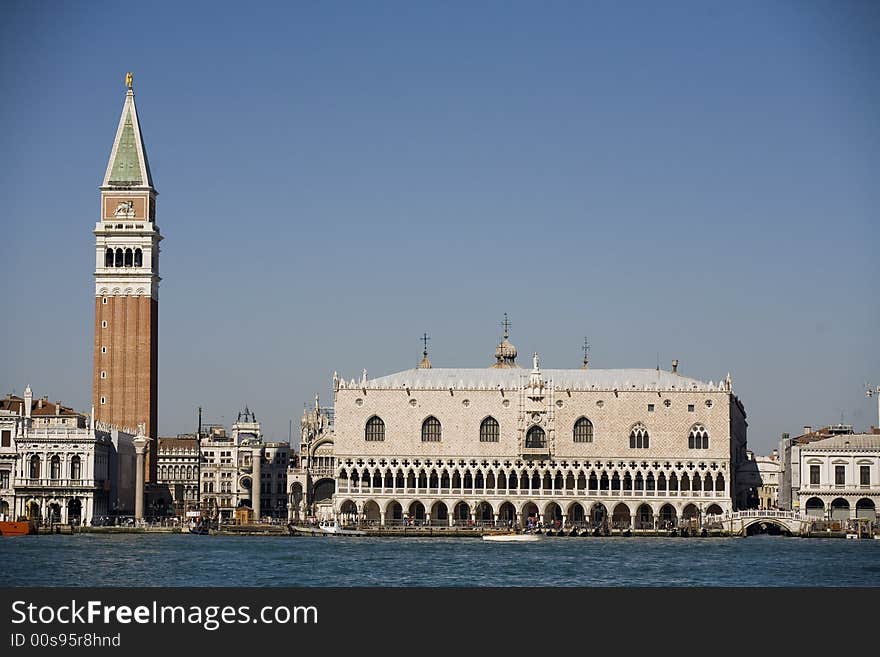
<box><xmin>0</xmin><ymin>395</ymin><xmax>22</xmax><ymax>519</ymax></box>
<box><xmin>778</xmin><ymin>424</ymin><xmax>858</xmax><ymax>510</ymax></box>
<box><xmin>198</xmin><ymin>424</ymin><xmax>236</xmax><ymax>520</ymax></box>
<box><xmin>93</xmin><ymin>73</ymin><xmax>162</xmax><ymax>502</ymax></box>
<box><xmin>328</xmin><ymin>325</ymin><xmax>750</xmax><ymax>528</ymax></box>
<box><xmin>288</xmin><ymin>400</ymin><xmax>335</xmax><ymax>521</ymax></box>
<box><xmin>200</xmin><ymin>408</ymin><xmax>290</xmax><ymax>521</ymax></box>
<box><xmin>755</xmin><ymin>450</ymin><xmax>780</xmax><ymax>510</ymax></box>
<box><xmin>155</xmin><ymin>437</ymin><xmax>199</xmax><ymax>517</ymax></box>
<box><xmin>735</xmin><ymin>449</ymin><xmax>781</xmax><ymax>510</ymax></box>
<box><xmin>261</xmin><ymin>442</ymin><xmax>290</xmax><ymax>519</ymax></box>
<box><xmin>0</xmin><ymin>387</ymin><xmax>137</xmax><ymax>524</ymax></box>
<box><xmin>795</xmin><ymin>432</ymin><xmax>879</xmax><ymax>521</ymax></box>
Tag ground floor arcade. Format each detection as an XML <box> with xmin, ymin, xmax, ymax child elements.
<box><xmin>800</xmin><ymin>494</ymin><xmax>878</xmax><ymax>521</ymax></box>
<box><xmin>12</xmin><ymin>491</ymin><xmax>105</xmax><ymax>525</ymax></box>
<box><xmin>332</xmin><ymin>496</ymin><xmax>731</xmax><ymax>529</ymax></box>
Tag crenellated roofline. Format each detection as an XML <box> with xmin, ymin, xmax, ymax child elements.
<box><xmin>335</xmin><ymin>367</ymin><xmax>735</xmax><ymax>394</ymax></box>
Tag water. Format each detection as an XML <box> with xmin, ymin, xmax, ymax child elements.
<box><xmin>2</xmin><ymin>534</ymin><xmax>879</xmax><ymax>586</ymax></box>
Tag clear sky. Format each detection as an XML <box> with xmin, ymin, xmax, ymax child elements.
<box><xmin>1</xmin><ymin>1</ymin><xmax>878</xmax><ymax>453</ymax></box>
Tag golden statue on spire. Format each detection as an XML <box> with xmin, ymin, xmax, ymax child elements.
<box><xmin>125</xmin><ymin>72</ymin><xmax>133</xmax><ymax>90</ymax></box>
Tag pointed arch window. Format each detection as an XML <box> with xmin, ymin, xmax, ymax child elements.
<box><xmin>629</xmin><ymin>423</ymin><xmax>649</xmax><ymax>449</ymax></box>
<box><xmin>688</xmin><ymin>424</ymin><xmax>709</xmax><ymax>449</ymax></box>
<box><xmin>365</xmin><ymin>416</ymin><xmax>385</xmax><ymax>442</ymax></box>
<box><xmin>422</xmin><ymin>416</ymin><xmax>441</xmax><ymax>442</ymax></box>
<box><xmin>480</xmin><ymin>416</ymin><xmax>499</xmax><ymax>442</ymax></box>
<box><xmin>526</xmin><ymin>425</ymin><xmax>546</xmax><ymax>448</ymax></box>
<box><xmin>573</xmin><ymin>417</ymin><xmax>594</xmax><ymax>443</ymax></box>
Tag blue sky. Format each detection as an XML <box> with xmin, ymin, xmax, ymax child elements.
<box><xmin>1</xmin><ymin>1</ymin><xmax>878</xmax><ymax>453</ymax></box>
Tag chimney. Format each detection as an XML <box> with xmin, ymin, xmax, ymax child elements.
<box><xmin>38</xmin><ymin>397</ymin><xmax>44</xmax><ymax>409</ymax></box>
<box><xmin>671</xmin><ymin>359</ymin><xmax>679</xmax><ymax>374</ymax></box>
<box><xmin>55</xmin><ymin>402</ymin><xmax>61</xmax><ymax>415</ymax></box>
<box><xmin>803</xmin><ymin>426</ymin><xmax>812</xmax><ymax>435</ymax></box>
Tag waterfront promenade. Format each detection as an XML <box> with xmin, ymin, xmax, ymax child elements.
<box><xmin>22</xmin><ymin>508</ymin><xmax>876</xmax><ymax>539</ymax></box>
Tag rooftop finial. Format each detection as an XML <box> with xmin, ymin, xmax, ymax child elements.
<box><xmin>125</xmin><ymin>71</ymin><xmax>133</xmax><ymax>90</ymax></box>
<box><xmin>419</xmin><ymin>332</ymin><xmax>432</xmax><ymax>369</ymax></box>
<box><xmin>501</xmin><ymin>313</ymin><xmax>511</xmax><ymax>339</ymax></box>
<box><xmin>582</xmin><ymin>337</ymin><xmax>590</xmax><ymax>369</ymax></box>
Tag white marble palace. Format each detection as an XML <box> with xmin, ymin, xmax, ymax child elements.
<box><xmin>0</xmin><ymin>387</ymin><xmax>137</xmax><ymax>525</ymax></box>
<box><xmin>330</xmin><ymin>323</ymin><xmax>750</xmax><ymax>529</ymax></box>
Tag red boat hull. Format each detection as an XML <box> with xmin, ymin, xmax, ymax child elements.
<box><xmin>0</xmin><ymin>521</ymin><xmax>37</xmax><ymax>536</ymax></box>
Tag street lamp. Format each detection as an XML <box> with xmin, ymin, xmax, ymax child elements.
<box><xmin>866</xmin><ymin>384</ymin><xmax>880</xmax><ymax>429</ymax></box>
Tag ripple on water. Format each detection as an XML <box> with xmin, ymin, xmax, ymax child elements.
<box><xmin>1</xmin><ymin>534</ymin><xmax>879</xmax><ymax>586</ymax></box>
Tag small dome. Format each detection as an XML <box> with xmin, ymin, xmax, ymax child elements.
<box><xmin>491</xmin><ymin>314</ymin><xmax>519</xmax><ymax>368</ymax></box>
<box><xmin>495</xmin><ymin>338</ymin><xmax>517</xmax><ymax>360</ymax></box>
<box><xmin>492</xmin><ymin>337</ymin><xmax>518</xmax><ymax>368</ymax></box>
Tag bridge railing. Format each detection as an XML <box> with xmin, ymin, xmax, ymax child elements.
<box><xmin>704</xmin><ymin>510</ymin><xmax>814</xmax><ymax>524</ymax></box>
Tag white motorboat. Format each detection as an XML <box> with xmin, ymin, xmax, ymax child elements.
<box><xmin>319</xmin><ymin>521</ymin><xmax>366</xmax><ymax>536</ymax></box>
<box><xmin>482</xmin><ymin>532</ymin><xmax>543</xmax><ymax>542</ymax></box>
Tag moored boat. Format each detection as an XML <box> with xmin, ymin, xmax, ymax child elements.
<box><xmin>0</xmin><ymin>521</ymin><xmax>37</xmax><ymax>536</ymax></box>
<box><xmin>288</xmin><ymin>524</ymin><xmax>323</xmax><ymax>536</ymax></box>
<box><xmin>319</xmin><ymin>521</ymin><xmax>366</xmax><ymax>536</ymax></box>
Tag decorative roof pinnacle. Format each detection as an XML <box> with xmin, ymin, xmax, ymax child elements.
<box><xmin>419</xmin><ymin>332</ymin><xmax>432</xmax><ymax>369</ymax></box>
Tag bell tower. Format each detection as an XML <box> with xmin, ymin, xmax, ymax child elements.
<box><xmin>93</xmin><ymin>72</ymin><xmax>162</xmax><ymax>483</ymax></box>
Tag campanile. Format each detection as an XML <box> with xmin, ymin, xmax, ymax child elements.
<box><xmin>93</xmin><ymin>73</ymin><xmax>161</xmax><ymax>483</ymax></box>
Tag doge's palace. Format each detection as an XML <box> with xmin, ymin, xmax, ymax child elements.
<box><xmin>330</xmin><ymin>323</ymin><xmax>749</xmax><ymax>529</ymax></box>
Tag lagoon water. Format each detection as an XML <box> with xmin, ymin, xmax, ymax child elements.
<box><xmin>2</xmin><ymin>534</ymin><xmax>879</xmax><ymax>587</ymax></box>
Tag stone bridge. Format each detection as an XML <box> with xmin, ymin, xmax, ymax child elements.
<box><xmin>704</xmin><ymin>510</ymin><xmax>814</xmax><ymax>536</ymax></box>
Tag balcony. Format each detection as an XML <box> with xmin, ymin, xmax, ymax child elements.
<box><xmin>16</xmin><ymin>478</ymin><xmax>94</xmax><ymax>489</ymax></box>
